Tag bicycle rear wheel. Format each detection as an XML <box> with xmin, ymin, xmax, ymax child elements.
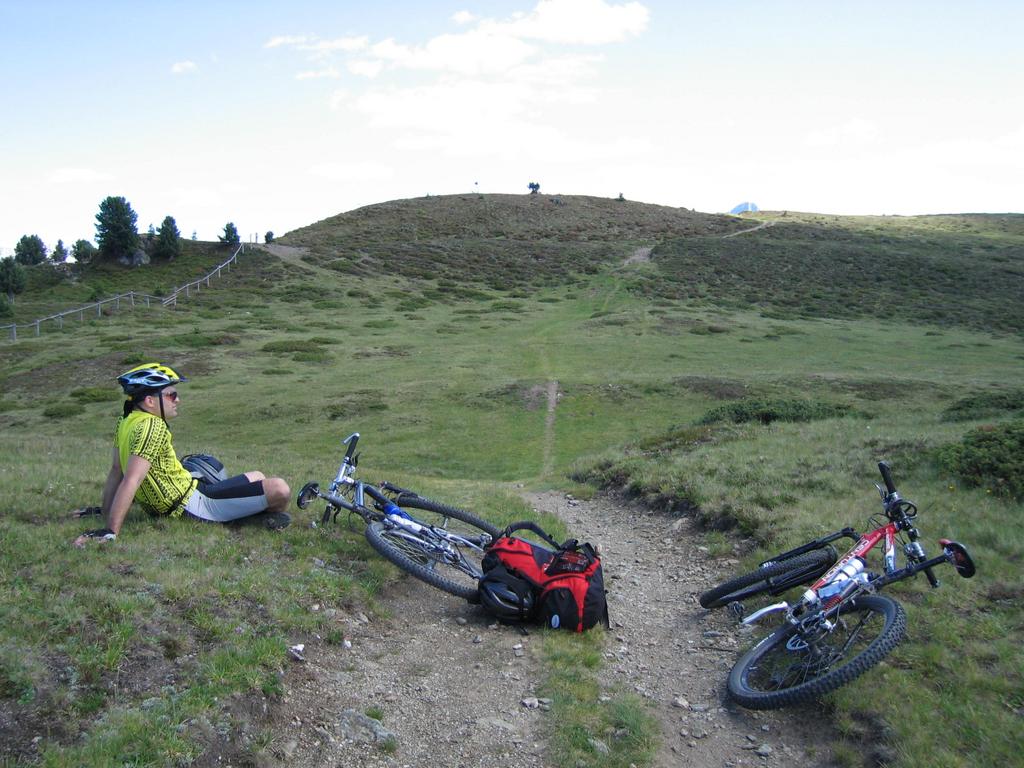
<box><xmin>699</xmin><ymin>548</ymin><xmax>836</xmax><ymax>609</ymax></box>
<box><xmin>364</xmin><ymin>496</ymin><xmax>498</xmax><ymax>602</ymax></box>
<box><xmin>727</xmin><ymin>594</ymin><xmax>906</xmax><ymax>709</ymax></box>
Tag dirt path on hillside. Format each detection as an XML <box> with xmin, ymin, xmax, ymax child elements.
<box><xmin>260</xmin><ymin>244</ymin><xmax>344</xmax><ymax>281</ymax></box>
<box><xmin>722</xmin><ymin>221</ymin><xmax>774</xmax><ymax>238</ymax></box>
<box><xmin>541</xmin><ymin>381</ymin><xmax>560</xmax><ymax>476</ymax></box>
<box><xmin>261</xmin><ymin>492</ymin><xmax>837</xmax><ymax>768</ymax></box>
<box><xmin>624</xmin><ymin>246</ymin><xmax>654</xmax><ymax>265</ymax></box>
<box><xmin>524</xmin><ymin>492</ymin><xmax>837</xmax><ymax>768</ymax></box>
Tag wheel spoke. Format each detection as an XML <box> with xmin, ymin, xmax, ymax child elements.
<box><xmin>729</xmin><ymin>595</ymin><xmax>906</xmax><ymax>709</ymax></box>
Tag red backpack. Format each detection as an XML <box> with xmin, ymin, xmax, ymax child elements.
<box><xmin>479</xmin><ymin>521</ymin><xmax>609</xmax><ymax>632</ymax></box>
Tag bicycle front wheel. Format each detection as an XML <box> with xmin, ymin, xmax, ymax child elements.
<box><xmin>727</xmin><ymin>594</ymin><xmax>906</xmax><ymax>709</ymax></box>
<box><xmin>699</xmin><ymin>547</ymin><xmax>837</xmax><ymax>609</ymax></box>
<box><xmin>364</xmin><ymin>496</ymin><xmax>498</xmax><ymax>603</ymax></box>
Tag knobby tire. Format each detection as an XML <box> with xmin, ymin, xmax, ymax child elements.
<box><xmin>364</xmin><ymin>496</ymin><xmax>498</xmax><ymax>603</ymax></box>
<box><xmin>699</xmin><ymin>548</ymin><xmax>837</xmax><ymax>609</ymax></box>
<box><xmin>727</xmin><ymin>594</ymin><xmax>906</xmax><ymax>709</ymax></box>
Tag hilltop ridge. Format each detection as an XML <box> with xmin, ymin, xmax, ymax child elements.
<box><xmin>281</xmin><ymin>193</ymin><xmax>745</xmax><ymax>246</ymax></box>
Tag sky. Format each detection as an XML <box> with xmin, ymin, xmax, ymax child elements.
<box><xmin>1</xmin><ymin>0</ymin><xmax>1022</xmax><ymax>254</ymax></box>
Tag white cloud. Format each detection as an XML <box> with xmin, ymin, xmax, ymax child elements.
<box><xmin>308</xmin><ymin>161</ymin><xmax>396</xmax><ymax>182</ymax></box>
<box><xmin>347</xmin><ymin>59</ymin><xmax>384</xmax><ymax>78</ymax></box>
<box><xmin>267</xmin><ymin>1</ymin><xmax>647</xmax><ymax>81</ymax></box>
<box><xmin>804</xmin><ymin>118</ymin><xmax>880</xmax><ymax>148</ymax></box>
<box><xmin>171</xmin><ymin>60</ymin><xmax>198</xmax><ymax>74</ymax></box>
<box><xmin>48</xmin><ymin>168</ymin><xmax>113</xmax><ymax>184</ymax></box>
<box><xmin>296</xmin><ymin>67</ymin><xmax>342</xmax><ymax>80</ymax></box>
<box><xmin>498</xmin><ymin>0</ymin><xmax>649</xmax><ymax>45</ymax></box>
<box><xmin>265</xmin><ymin>35</ymin><xmax>309</xmax><ymax>49</ymax></box>
<box><xmin>300</xmin><ymin>35</ymin><xmax>369</xmax><ymax>54</ymax></box>
<box><xmin>364</xmin><ymin>31</ymin><xmax>536</xmax><ymax>76</ymax></box>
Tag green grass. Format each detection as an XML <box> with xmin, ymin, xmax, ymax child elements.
<box><xmin>1</xmin><ymin>201</ymin><xmax>1022</xmax><ymax>767</ymax></box>
<box><xmin>539</xmin><ymin>632</ymin><xmax>657</xmax><ymax>768</ymax></box>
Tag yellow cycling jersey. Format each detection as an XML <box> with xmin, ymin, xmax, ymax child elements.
<box><xmin>115</xmin><ymin>410</ymin><xmax>196</xmax><ymax>516</ymax></box>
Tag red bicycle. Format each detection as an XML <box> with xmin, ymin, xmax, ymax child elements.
<box><xmin>701</xmin><ymin>462</ymin><xmax>977</xmax><ymax>709</ymax></box>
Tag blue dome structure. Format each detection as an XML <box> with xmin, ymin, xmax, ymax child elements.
<box><xmin>730</xmin><ymin>202</ymin><xmax>759</xmax><ymax>214</ymax></box>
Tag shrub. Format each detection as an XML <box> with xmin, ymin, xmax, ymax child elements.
<box><xmin>941</xmin><ymin>389</ymin><xmax>1024</xmax><ymax>422</ymax></box>
<box><xmin>43</xmin><ymin>402</ymin><xmax>85</xmax><ymax>419</ymax></box>
<box><xmin>936</xmin><ymin>420</ymin><xmax>1024</xmax><ymax>499</ymax></box>
<box><xmin>262</xmin><ymin>339</ymin><xmax>326</xmax><ymax>353</ymax></box>
<box><xmin>699</xmin><ymin>397</ymin><xmax>852</xmax><ymax>425</ymax></box>
<box><xmin>71</xmin><ymin>387</ymin><xmax>120</xmax><ymax>403</ymax></box>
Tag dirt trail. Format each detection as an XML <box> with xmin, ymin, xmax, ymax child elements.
<box><xmin>524</xmin><ymin>491</ymin><xmax>836</xmax><ymax>768</ymax></box>
<box><xmin>541</xmin><ymin>381</ymin><xmax>559</xmax><ymax>477</ymax></box>
<box><xmin>267</xmin><ymin>492</ymin><xmax>836</xmax><ymax>768</ymax></box>
<box><xmin>624</xmin><ymin>246</ymin><xmax>654</xmax><ymax>265</ymax></box>
<box><xmin>722</xmin><ymin>221</ymin><xmax>774</xmax><ymax>239</ymax></box>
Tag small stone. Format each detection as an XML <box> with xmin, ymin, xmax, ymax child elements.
<box><xmin>472</xmin><ymin>635</ymin><xmax>483</xmax><ymax>644</ymax></box>
<box><xmin>756</xmin><ymin>744</ymin><xmax>773</xmax><ymax>757</ymax></box>
<box><xmin>342</xmin><ymin>639</ymin><xmax>352</xmax><ymax>650</ymax></box>
<box><xmin>280</xmin><ymin>739</ymin><xmax>299</xmax><ymax>759</ymax></box>
<box><xmin>512</xmin><ymin>643</ymin><xmax>523</xmax><ymax>650</ymax></box>
<box><xmin>522</xmin><ymin>697</ymin><xmax>540</xmax><ymax>709</ymax></box>
<box><xmin>672</xmin><ymin>697</ymin><xmax>690</xmax><ymax>709</ymax></box>
<box><xmin>514</xmin><ymin>649</ymin><xmax>525</xmax><ymax>657</ymax></box>
<box><xmin>356</xmin><ymin>612</ymin><xmax>369</xmax><ymax>624</ymax></box>
<box><xmin>456</xmin><ymin>617</ymin><xmax>468</xmax><ymax>625</ymax></box>
<box><xmin>587</xmin><ymin>738</ymin><xmax>610</xmax><ymax>755</ymax></box>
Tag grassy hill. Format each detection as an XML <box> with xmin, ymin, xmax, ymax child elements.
<box><xmin>1</xmin><ymin>195</ymin><xmax>1022</xmax><ymax>768</ymax></box>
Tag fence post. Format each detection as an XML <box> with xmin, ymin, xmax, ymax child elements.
<box><xmin>97</xmin><ymin>303</ymin><xmax>101</xmax><ymax>317</ymax></box>
<box><xmin>58</xmin><ymin>314</ymin><xmax>63</xmax><ymax>330</ymax></box>
<box><xmin>35</xmin><ymin>320</ymin><xmax>40</xmax><ymax>337</ymax></box>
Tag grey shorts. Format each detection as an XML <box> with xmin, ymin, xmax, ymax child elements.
<box><xmin>184</xmin><ymin>474</ymin><xmax>268</xmax><ymax>522</ymax></box>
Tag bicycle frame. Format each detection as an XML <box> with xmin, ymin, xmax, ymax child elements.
<box><xmin>742</xmin><ymin>462</ymin><xmax>975</xmax><ymax>627</ymax></box>
<box><xmin>297</xmin><ymin>433</ymin><xmax>492</xmax><ymax>571</ymax></box>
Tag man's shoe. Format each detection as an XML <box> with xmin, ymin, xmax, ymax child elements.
<box><xmin>232</xmin><ymin>511</ymin><xmax>291</xmax><ymax>530</ymax></box>
<box><xmin>261</xmin><ymin>511</ymin><xmax>291</xmax><ymax>530</ymax></box>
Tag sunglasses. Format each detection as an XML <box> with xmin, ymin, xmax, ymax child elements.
<box><xmin>162</xmin><ymin>390</ymin><xmax>180</xmax><ymax>402</ymax></box>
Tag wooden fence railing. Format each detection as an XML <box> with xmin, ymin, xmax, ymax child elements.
<box><xmin>1</xmin><ymin>243</ymin><xmax>245</xmax><ymax>343</ymax></box>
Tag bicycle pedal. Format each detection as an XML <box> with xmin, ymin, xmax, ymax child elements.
<box><xmin>727</xmin><ymin>601</ymin><xmax>746</xmax><ymax>622</ymax></box>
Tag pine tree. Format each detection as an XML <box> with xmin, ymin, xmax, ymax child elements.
<box><xmin>95</xmin><ymin>196</ymin><xmax>140</xmax><ymax>261</ymax></box>
<box><xmin>51</xmin><ymin>239</ymin><xmax>69</xmax><ymax>263</ymax></box>
<box><xmin>71</xmin><ymin>239</ymin><xmax>97</xmax><ymax>264</ymax></box>
<box><xmin>14</xmin><ymin>234</ymin><xmax>47</xmax><ymax>265</ymax></box>
<box><xmin>0</xmin><ymin>257</ymin><xmax>27</xmax><ymax>302</ymax></box>
<box><xmin>219</xmin><ymin>222</ymin><xmax>240</xmax><ymax>246</ymax></box>
<box><xmin>154</xmin><ymin>216</ymin><xmax>182</xmax><ymax>261</ymax></box>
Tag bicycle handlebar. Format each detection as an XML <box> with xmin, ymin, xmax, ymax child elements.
<box><xmin>343</xmin><ymin>433</ymin><xmax>360</xmax><ymax>462</ymax></box>
<box><xmin>878</xmin><ymin>461</ymin><xmax>897</xmax><ymax>494</ymax></box>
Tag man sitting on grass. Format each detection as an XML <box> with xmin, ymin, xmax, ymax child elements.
<box><xmin>73</xmin><ymin>363</ymin><xmax>291</xmax><ymax>546</ymax></box>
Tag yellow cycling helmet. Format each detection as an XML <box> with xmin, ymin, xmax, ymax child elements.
<box><xmin>117</xmin><ymin>362</ymin><xmax>187</xmax><ymax>396</ymax></box>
